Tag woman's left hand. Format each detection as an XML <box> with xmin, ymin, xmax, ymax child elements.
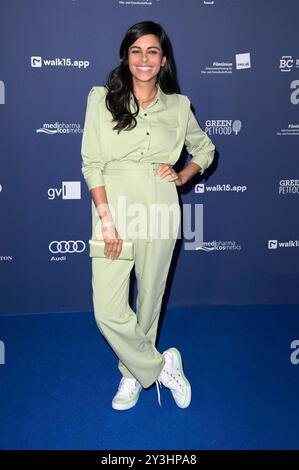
<box><xmin>157</xmin><ymin>164</ymin><xmax>184</xmax><ymax>187</ymax></box>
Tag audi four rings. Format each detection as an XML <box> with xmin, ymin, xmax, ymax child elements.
<box><xmin>49</xmin><ymin>241</ymin><xmax>86</xmax><ymax>253</ymax></box>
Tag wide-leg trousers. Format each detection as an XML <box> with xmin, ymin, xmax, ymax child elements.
<box><xmin>90</xmin><ymin>161</ymin><xmax>181</xmax><ymax>389</ymax></box>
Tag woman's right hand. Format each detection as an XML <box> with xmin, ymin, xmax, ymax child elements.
<box><xmin>101</xmin><ymin>221</ymin><xmax>123</xmax><ymax>260</ymax></box>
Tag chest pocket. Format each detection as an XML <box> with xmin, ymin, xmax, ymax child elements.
<box><xmin>152</xmin><ymin>117</ymin><xmax>178</xmax><ymax>128</ymax></box>
<box><xmin>150</xmin><ymin>116</ymin><xmax>179</xmax><ymax>152</ymax></box>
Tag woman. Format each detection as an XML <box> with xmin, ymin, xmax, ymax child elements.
<box><xmin>81</xmin><ymin>20</ymin><xmax>215</xmax><ymax>411</ymax></box>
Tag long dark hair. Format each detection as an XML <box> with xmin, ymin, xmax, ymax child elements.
<box><xmin>104</xmin><ymin>20</ymin><xmax>180</xmax><ymax>134</ymax></box>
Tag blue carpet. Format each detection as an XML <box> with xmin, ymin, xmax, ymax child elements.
<box><xmin>0</xmin><ymin>305</ymin><xmax>299</xmax><ymax>450</ymax></box>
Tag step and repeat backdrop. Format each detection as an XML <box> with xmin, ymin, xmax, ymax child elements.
<box><xmin>0</xmin><ymin>0</ymin><xmax>298</xmax><ymax>314</ymax></box>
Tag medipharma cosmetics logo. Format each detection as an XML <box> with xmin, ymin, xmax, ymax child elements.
<box><xmin>195</xmin><ymin>240</ymin><xmax>242</xmax><ymax>252</ymax></box>
<box><xmin>36</xmin><ymin>122</ymin><xmax>82</xmax><ymax>135</ymax></box>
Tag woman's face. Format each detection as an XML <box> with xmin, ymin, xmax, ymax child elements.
<box><xmin>127</xmin><ymin>34</ymin><xmax>166</xmax><ymax>85</ymax></box>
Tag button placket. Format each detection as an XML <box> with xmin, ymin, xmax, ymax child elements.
<box><xmin>148</xmin><ymin>163</ymin><xmax>157</xmax><ymax>243</ymax></box>
<box><xmin>139</xmin><ymin>113</ymin><xmax>146</xmax><ymax>155</ymax></box>
<box><xmin>144</xmin><ymin>112</ymin><xmax>151</xmax><ymax>151</ymax></box>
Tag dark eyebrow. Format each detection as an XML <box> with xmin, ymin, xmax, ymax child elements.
<box><xmin>129</xmin><ymin>46</ymin><xmax>161</xmax><ymax>50</ymax></box>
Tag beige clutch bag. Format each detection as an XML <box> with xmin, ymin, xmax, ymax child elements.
<box><xmin>88</xmin><ymin>239</ymin><xmax>135</xmax><ymax>260</ymax></box>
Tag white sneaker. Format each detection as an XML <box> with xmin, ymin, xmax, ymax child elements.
<box><xmin>112</xmin><ymin>377</ymin><xmax>142</xmax><ymax>410</ymax></box>
<box><xmin>156</xmin><ymin>347</ymin><xmax>191</xmax><ymax>408</ymax></box>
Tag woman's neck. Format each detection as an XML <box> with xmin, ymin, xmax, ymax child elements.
<box><xmin>133</xmin><ymin>83</ymin><xmax>158</xmax><ymax>109</ymax></box>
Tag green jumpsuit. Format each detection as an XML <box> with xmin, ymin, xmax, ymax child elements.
<box><xmin>81</xmin><ymin>84</ymin><xmax>215</xmax><ymax>388</ymax></box>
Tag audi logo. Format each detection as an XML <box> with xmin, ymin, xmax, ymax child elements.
<box><xmin>49</xmin><ymin>240</ymin><xmax>86</xmax><ymax>254</ymax></box>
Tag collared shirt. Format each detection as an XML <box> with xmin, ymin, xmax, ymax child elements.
<box><xmin>81</xmin><ymin>83</ymin><xmax>215</xmax><ymax>189</ymax></box>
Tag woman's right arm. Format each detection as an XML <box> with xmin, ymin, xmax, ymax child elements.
<box><xmin>90</xmin><ymin>186</ymin><xmax>123</xmax><ymax>259</ymax></box>
<box><xmin>81</xmin><ymin>87</ymin><xmax>122</xmax><ymax>259</ymax></box>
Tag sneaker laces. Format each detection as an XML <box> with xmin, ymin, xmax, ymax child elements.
<box><xmin>155</xmin><ymin>380</ymin><xmax>162</xmax><ymax>407</ymax></box>
<box><xmin>117</xmin><ymin>378</ymin><xmax>139</xmax><ymax>397</ymax></box>
<box><xmin>160</xmin><ymin>370</ymin><xmax>184</xmax><ymax>393</ymax></box>
<box><xmin>155</xmin><ymin>352</ymin><xmax>184</xmax><ymax>406</ymax></box>
<box><xmin>155</xmin><ymin>374</ymin><xmax>183</xmax><ymax>407</ymax></box>
<box><xmin>155</xmin><ymin>352</ymin><xmax>173</xmax><ymax>408</ymax></box>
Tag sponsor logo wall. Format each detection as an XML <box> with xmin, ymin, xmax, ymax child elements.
<box><xmin>0</xmin><ymin>0</ymin><xmax>298</xmax><ymax>313</ymax></box>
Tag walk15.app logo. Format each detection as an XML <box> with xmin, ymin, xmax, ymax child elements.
<box><xmin>195</xmin><ymin>183</ymin><xmax>247</xmax><ymax>194</ymax></box>
<box><xmin>268</xmin><ymin>239</ymin><xmax>299</xmax><ymax>249</ymax></box>
<box><xmin>31</xmin><ymin>56</ymin><xmax>89</xmax><ymax>69</ymax></box>
<box><xmin>48</xmin><ymin>181</ymin><xmax>81</xmax><ymax>200</ymax></box>
<box><xmin>0</xmin><ymin>80</ymin><xmax>5</xmax><ymax>104</ymax></box>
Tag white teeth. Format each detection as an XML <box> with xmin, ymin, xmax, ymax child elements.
<box><xmin>137</xmin><ymin>66</ymin><xmax>151</xmax><ymax>70</ymax></box>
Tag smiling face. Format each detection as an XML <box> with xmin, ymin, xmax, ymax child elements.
<box><xmin>127</xmin><ymin>34</ymin><xmax>167</xmax><ymax>85</ymax></box>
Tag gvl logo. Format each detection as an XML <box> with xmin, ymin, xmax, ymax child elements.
<box><xmin>268</xmin><ymin>240</ymin><xmax>277</xmax><ymax>249</ymax></box>
<box><xmin>48</xmin><ymin>181</ymin><xmax>81</xmax><ymax>200</ymax></box>
<box><xmin>0</xmin><ymin>340</ymin><xmax>5</xmax><ymax>365</ymax></box>
<box><xmin>236</xmin><ymin>52</ymin><xmax>251</xmax><ymax>70</ymax></box>
<box><xmin>290</xmin><ymin>340</ymin><xmax>299</xmax><ymax>365</ymax></box>
<box><xmin>0</xmin><ymin>80</ymin><xmax>5</xmax><ymax>104</ymax></box>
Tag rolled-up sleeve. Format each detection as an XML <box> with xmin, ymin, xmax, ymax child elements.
<box><xmin>81</xmin><ymin>87</ymin><xmax>105</xmax><ymax>189</ymax></box>
<box><xmin>184</xmin><ymin>107</ymin><xmax>215</xmax><ymax>175</ymax></box>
